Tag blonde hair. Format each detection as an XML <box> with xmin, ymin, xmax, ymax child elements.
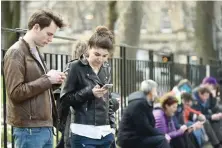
<box><xmin>72</xmin><ymin>40</ymin><xmax>88</xmax><ymax>60</ymax></box>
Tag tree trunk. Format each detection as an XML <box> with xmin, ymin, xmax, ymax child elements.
<box><xmin>107</xmin><ymin>1</ymin><xmax>118</xmax><ymax>32</ymax></box>
<box><xmin>1</xmin><ymin>1</ymin><xmax>21</xmax><ymax>49</ymax></box>
<box><xmin>119</xmin><ymin>1</ymin><xmax>143</xmax><ymax>59</ymax></box>
<box><xmin>195</xmin><ymin>1</ymin><xmax>217</xmax><ymax>64</ymax></box>
<box><xmin>116</xmin><ymin>1</ymin><xmax>143</xmax><ymax>95</ymax></box>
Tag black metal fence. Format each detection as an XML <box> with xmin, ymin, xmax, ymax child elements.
<box><xmin>1</xmin><ymin>28</ymin><xmax>221</xmax><ymax>148</ymax></box>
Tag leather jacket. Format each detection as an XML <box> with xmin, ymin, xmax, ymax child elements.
<box><xmin>3</xmin><ymin>38</ymin><xmax>58</xmax><ymax>127</ymax></box>
<box><xmin>60</xmin><ymin>58</ymin><xmax>116</xmax><ymax>128</ymax></box>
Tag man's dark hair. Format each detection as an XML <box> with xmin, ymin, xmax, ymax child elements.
<box><xmin>198</xmin><ymin>87</ymin><xmax>211</xmax><ymax>95</ymax></box>
<box><xmin>28</xmin><ymin>9</ymin><xmax>65</xmax><ymax>30</ymax></box>
<box><xmin>181</xmin><ymin>92</ymin><xmax>193</xmax><ymax>102</ymax></box>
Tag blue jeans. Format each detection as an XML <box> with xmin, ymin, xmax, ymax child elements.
<box><xmin>187</xmin><ymin>121</ymin><xmax>204</xmax><ymax>146</ymax></box>
<box><xmin>13</xmin><ymin>127</ymin><xmax>53</xmax><ymax>148</ymax></box>
<box><xmin>71</xmin><ymin>133</ymin><xmax>114</xmax><ymax>148</ymax></box>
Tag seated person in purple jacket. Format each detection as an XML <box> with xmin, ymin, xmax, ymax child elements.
<box><xmin>153</xmin><ymin>94</ymin><xmax>199</xmax><ymax>148</ymax></box>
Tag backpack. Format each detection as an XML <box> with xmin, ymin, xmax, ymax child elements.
<box><xmin>55</xmin><ymin>60</ymin><xmax>74</xmax><ymax>132</ymax></box>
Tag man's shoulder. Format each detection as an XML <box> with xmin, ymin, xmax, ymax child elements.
<box><xmin>4</xmin><ymin>40</ymin><xmax>26</xmax><ymax>59</ymax></box>
<box><xmin>127</xmin><ymin>99</ymin><xmax>147</xmax><ymax>111</ymax></box>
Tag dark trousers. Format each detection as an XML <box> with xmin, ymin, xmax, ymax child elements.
<box><xmin>211</xmin><ymin>120</ymin><xmax>222</xmax><ymax>142</ymax></box>
<box><xmin>71</xmin><ymin>133</ymin><xmax>114</xmax><ymax>148</ymax></box>
<box><xmin>204</xmin><ymin>120</ymin><xmax>222</xmax><ymax>145</ymax></box>
<box><xmin>120</xmin><ymin>135</ymin><xmax>171</xmax><ymax>148</ymax></box>
<box><xmin>170</xmin><ymin>132</ymin><xmax>199</xmax><ymax>148</ymax></box>
<box><xmin>141</xmin><ymin>135</ymin><xmax>171</xmax><ymax>148</ymax></box>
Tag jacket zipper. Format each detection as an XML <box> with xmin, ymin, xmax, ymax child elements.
<box><xmin>94</xmin><ymin>101</ymin><xmax>96</xmax><ymax>125</ymax></box>
<box><xmin>30</xmin><ymin>100</ymin><xmax>32</xmax><ymax>120</ymax></box>
<box><xmin>32</xmin><ymin>51</ymin><xmax>52</xmax><ymax>117</ymax></box>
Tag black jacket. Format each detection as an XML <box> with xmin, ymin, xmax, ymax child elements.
<box><xmin>117</xmin><ymin>91</ymin><xmax>163</xmax><ymax>148</ymax></box>
<box><xmin>60</xmin><ymin>58</ymin><xmax>115</xmax><ymax>128</ymax></box>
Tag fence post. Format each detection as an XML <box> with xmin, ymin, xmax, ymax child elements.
<box><xmin>149</xmin><ymin>50</ymin><xmax>154</xmax><ymax>80</ymax></box>
<box><xmin>2</xmin><ymin>55</ymin><xmax>7</xmax><ymax>148</ymax></box>
<box><xmin>169</xmin><ymin>53</ymin><xmax>175</xmax><ymax>90</ymax></box>
<box><xmin>186</xmin><ymin>56</ymin><xmax>190</xmax><ymax>79</ymax></box>
<box><xmin>120</xmin><ymin>45</ymin><xmax>126</xmax><ymax>116</ymax></box>
<box><xmin>199</xmin><ymin>57</ymin><xmax>203</xmax><ymax>65</ymax></box>
<box><xmin>11</xmin><ymin>32</ymin><xmax>20</xmax><ymax>148</ymax></box>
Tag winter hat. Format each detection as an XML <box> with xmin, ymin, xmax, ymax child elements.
<box><xmin>202</xmin><ymin>76</ymin><xmax>218</xmax><ymax>86</ymax></box>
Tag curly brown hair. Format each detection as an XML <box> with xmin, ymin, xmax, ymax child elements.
<box><xmin>161</xmin><ymin>95</ymin><xmax>178</xmax><ymax>110</ymax></box>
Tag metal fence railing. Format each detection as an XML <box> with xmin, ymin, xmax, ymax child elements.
<box><xmin>1</xmin><ymin>28</ymin><xmax>221</xmax><ymax>148</ymax></box>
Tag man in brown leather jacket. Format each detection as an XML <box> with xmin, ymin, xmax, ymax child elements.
<box><xmin>3</xmin><ymin>9</ymin><xmax>66</xmax><ymax>148</ymax></box>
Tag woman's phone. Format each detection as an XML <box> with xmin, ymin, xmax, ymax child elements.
<box><xmin>102</xmin><ymin>84</ymin><xmax>113</xmax><ymax>89</ymax></box>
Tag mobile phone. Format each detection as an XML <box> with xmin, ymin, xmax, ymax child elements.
<box><xmin>102</xmin><ymin>84</ymin><xmax>113</xmax><ymax>89</ymax></box>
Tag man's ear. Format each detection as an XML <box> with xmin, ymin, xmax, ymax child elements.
<box><xmin>33</xmin><ymin>24</ymin><xmax>40</xmax><ymax>31</ymax></box>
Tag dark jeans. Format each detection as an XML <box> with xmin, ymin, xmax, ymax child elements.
<box><xmin>170</xmin><ymin>132</ymin><xmax>199</xmax><ymax>148</ymax></box>
<box><xmin>204</xmin><ymin>120</ymin><xmax>222</xmax><ymax>145</ymax></box>
<box><xmin>13</xmin><ymin>127</ymin><xmax>53</xmax><ymax>148</ymax></box>
<box><xmin>71</xmin><ymin>133</ymin><xmax>114</xmax><ymax>148</ymax></box>
<box><xmin>140</xmin><ymin>135</ymin><xmax>171</xmax><ymax>148</ymax></box>
<box><xmin>120</xmin><ymin>135</ymin><xmax>170</xmax><ymax>148</ymax></box>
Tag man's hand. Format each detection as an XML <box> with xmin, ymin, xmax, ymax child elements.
<box><xmin>218</xmin><ymin>113</ymin><xmax>222</xmax><ymax>119</ymax></box>
<box><xmin>180</xmin><ymin>125</ymin><xmax>188</xmax><ymax>133</ymax></box>
<box><xmin>92</xmin><ymin>85</ymin><xmax>108</xmax><ymax>98</ymax></box>
<box><xmin>211</xmin><ymin>114</ymin><xmax>221</xmax><ymax>121</ymax></box>
<box><xmin>211</xmin><ymin>89</ymin><xmax>217</xmax><ymax>97</ymax></box>
<box><xmin>46</xmin><ymin>70</ymin><xmax>66</xmax><ymax>84</ymax></box>
<box><xmin>192</xmin><ymin>121</ymin><xmax>203</xmax><ymax>130</ymax></box>
<box><xmin>165</xmin><ymin>134</ymin><xmax>171</xmax><ymax>143</ymax></box>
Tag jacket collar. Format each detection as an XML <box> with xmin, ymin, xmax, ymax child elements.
<box><xmin>20</xmin><ymin>38</ymin><xmax>47</xmax><ymax>72</ymax></box>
